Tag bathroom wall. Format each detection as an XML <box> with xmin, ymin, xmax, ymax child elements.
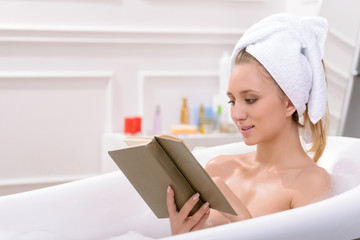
<box><xmin>320</xmin><ymin>0</ymin><xmax>360</xmax><ymax>137</ymax></box>
<box><xmin>0</xmin><ymin>0</ymin><xmax>327</xmax><ymax>196</ymax></box>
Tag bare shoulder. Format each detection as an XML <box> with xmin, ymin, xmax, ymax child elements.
<box><xmin>205</xmin><ymin>155</ymin><xmax>234</xmax><ymax>177</ymax></box>
<box><xmin>291</xmin><ymin>164</ymin><xmax>331</xmax><ymax>208</ymax></box>
<box><xmin>205</xmin><ymin>152</ymin><xmax>254</xmax><ymax>178</ymax></box>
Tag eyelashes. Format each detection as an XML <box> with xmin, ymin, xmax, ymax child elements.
<box><xmin>245</xmin><ymin>99</ymin><xmax>257</xmax><ymax>104</ymax></box>
<box><xmin>227</xmin><ymin>99</ymin><xmax>257</xmax><ymax>105</ymax></box>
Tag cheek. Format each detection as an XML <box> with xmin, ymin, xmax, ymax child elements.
<box><xmin>230</xmin><ymin>107</ymin><xmax>236</xmax><ymax>121</ymax></box>
<box><xmin>254</xmin><ymin>99</ymin><xmax>285</xmax><ymax>125</ymax></box>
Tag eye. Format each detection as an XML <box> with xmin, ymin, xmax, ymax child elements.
<box><xmin>227</xmin><ymin>100</ymin><xmax>235</xmax><ymax>105</ymax></box>
<box><xmin>245</xmin><ymin>99</ymin><xmax>257</xmax><ymax>104</ymax></box>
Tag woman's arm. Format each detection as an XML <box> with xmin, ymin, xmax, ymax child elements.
<box><xmin>291</xmin><ymin>166</ymin><xmax>331</xmax><ymax>208</ymax></box>
<box><xmin>205</xmin><ymin>156</ymin><xmax>252</xmax><ymax>222</ymax></box>
<box><xmin>211</xmin><ymin>177</ymin><xmax>252</xmax><ymax>222</ymax></box>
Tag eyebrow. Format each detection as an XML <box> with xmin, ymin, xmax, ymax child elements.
<box><xmin>227</xmin><ymin>89</ymin><xmax>259</xmax><ymax>96</ymax></box>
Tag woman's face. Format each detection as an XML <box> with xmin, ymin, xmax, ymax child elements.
<box><xmin>227</xmin><ymin>61</ymin><xmax>291</xmax><ymax>145</ymax></box>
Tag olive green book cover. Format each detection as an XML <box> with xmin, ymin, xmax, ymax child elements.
<box><xmin>108</xmin><ymin>135</ymin><xmax>236</xmax><ymax>218</ymax></box>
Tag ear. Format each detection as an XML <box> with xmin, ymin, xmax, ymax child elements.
<box><xmin>284</xmin><ymin>97</ymin><xmax>297</xmax><ymax>118</ymax></box>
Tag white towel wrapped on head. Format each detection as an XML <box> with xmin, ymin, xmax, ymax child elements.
<box><xmin>229</xmin><ymin>13</ymin><xmax>328</xmax><ymax>124</ymax></box>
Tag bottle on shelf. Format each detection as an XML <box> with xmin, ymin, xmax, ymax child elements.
<box><xmin>180</xmin><ymin>98</ymin><xmax>189</xmax><ymax>125</ymax></box>
<box><xmin>198</xmin><ymin>104</ymin><xmax>205</xmax><ymax>133</ymax></box>
<box><xmin>214</xmin><ymin>105</ymin><xmax>222</xmax><ymax>132</ymax></box>
<box><xmin>153</xmin><ymin>105</ymin><xmax>162</xmax><ymax>135</ymax></box>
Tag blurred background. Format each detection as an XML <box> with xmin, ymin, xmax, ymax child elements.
<box><xmin>0</xmin><ymin>0</ymin><xmax>359</xmax><ymax>196</ymax></box>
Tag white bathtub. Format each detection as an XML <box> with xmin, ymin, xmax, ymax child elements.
<box><xmin>0</xmin><ymin>136</ymin><xmax>359</xmax><ymax>240</ymax></box>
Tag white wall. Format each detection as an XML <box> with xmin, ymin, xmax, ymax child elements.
<box><xmin>0</xmin><ymin>0</ymin><xmax>289</xmax><ymax>196</ymax></box>
<box><xmin>4</xmin><ymin>0</ymin><xmax>354</xmax><ymax>196</ymax></box>
<box><xmin>285</xmin><ymin>0</ymin><xmax>321</xmax><ymax>16</ymax></box>
<box><xmin>319</xmin><ymin>0</ymin><xmax>360</xmax><ymax>135</ymax></box>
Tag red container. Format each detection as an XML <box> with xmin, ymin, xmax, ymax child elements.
<box><xmin>124</xmin><ymin>116</ymin><xmax>142</xmax><ymax>135</ymax></box>
<box><xmin>133</xmin><ymin>117</ymin><xmax>142</xmax><ymax>133</ymax></box>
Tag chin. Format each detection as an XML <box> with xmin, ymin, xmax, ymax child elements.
<box><xmin>242</xmin><ymin>137</ymin><xmax>258</xmax><ymax>146</ymax></box>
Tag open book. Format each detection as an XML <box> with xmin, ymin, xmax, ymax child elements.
<box><xmin>108</xmin><ymin>135</ymin><xmax>236</xmax><ymax>218</ymax></box>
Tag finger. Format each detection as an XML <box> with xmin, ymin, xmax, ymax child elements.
<box><xmin>166</xmin><ymin>186</ymin><xmax>178</xmax><ymax>217</ymax></box>
<box><xmin>178</xmin><ymin>192</ymin><xmax>200</xmax><ymax>220</ymax></box>
<box><xmin>191</xmin><ymin>207</ymin><xmax>211</xmax><ymax>231</ymax></box>
<box><xmin>187</xmin><ymin>201</ymin><xmax>210</xmax><ymax>230</ymax></box>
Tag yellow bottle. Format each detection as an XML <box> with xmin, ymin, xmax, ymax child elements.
<box><xmin>198</xmin><ymin>104</ymin><xmax>205</xmax><ymax>133</ymax></box>
<box><xmin>180</xmin><ymin>98</ymin><xmax>189</xmax><ymax>124</ymax></box>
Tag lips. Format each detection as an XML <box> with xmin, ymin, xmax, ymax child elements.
<box><xmin>240</xmin><ymin>125</ymin><xmax>254</xmax><ymax>131</ymax></box>
<box><xmin>239</xmin><ymin>125</ymin><xmax>255</xmax><ymax>135</ymax></box>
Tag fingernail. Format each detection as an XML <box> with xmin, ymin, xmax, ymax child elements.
<box><xmin>203</xmin><ymin>202</ymin><xmax>209</xmax><ymax>210</ymax></box>
<box><xmin>167</xmin><ymin>186</ymin><xmax>171</xmax><ymax>193</ymax></box>
<box><xmin>192</xmin><ymin>192</ymin><xmax>200</xmax><ymax>201</ymax></box>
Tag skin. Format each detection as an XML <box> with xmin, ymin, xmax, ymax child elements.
<box><xmin>167</xmin><ymin>60</ymin><xmax>331</xmax><ymax>235</ymax></box>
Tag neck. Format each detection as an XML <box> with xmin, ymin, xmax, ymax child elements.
<box><xmin>255</xmin><ymin>122</ymin><xmax>308</xmax><ymax>169</ymax></box>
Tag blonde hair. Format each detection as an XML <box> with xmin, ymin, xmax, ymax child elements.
<box><xmin>234</xmin><ymin>49</ymin><xmax>329</xmax><ymax>162</ymax></box>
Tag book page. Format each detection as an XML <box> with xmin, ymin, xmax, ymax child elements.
<box><xmin>124</xmin><ymin>136</ymin><xmax>152</xmax><ymax>147</ymax></box>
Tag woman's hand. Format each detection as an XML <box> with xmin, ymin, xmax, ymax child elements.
<box><xmin>166</xmin><ymin>186</ymin><xmax>210</xmax><ymax>235</ymax></box>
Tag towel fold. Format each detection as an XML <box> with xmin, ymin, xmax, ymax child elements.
<box><xmin>230</xmin><ymin>13</ymin><xmax>328</xmax><ymax>124</ymax></box>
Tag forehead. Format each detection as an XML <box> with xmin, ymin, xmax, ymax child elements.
<box><xmin>228</xmin><ymin>62</ymin><xmax>279</xmax><ymax>94</ymax></box>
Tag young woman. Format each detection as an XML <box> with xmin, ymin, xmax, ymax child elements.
<box><xmin>166</xmin><ymin>13</ymin><xmax>332</xmax><ymax>235</ymax></box>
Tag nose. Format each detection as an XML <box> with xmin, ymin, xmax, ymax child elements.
<box><xmin>231</xmin><ymin>102</ymin><xmax>247</xmax><ymax>121</ymax></box>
